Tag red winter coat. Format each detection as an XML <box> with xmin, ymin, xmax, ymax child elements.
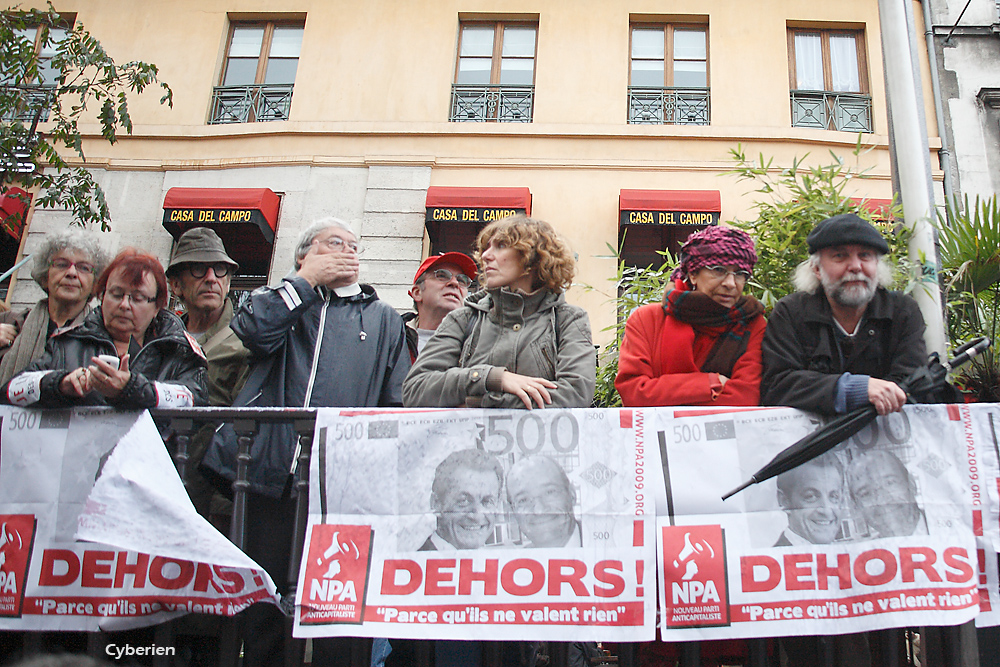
<box><xmin>615</xmin><ymin>302</ymin><xmax>766</xmax><ymax>407</ymax></box>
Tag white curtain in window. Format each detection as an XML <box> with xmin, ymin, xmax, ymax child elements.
<box><xmin>829</xmin><ymin>35</ymin><xmax>860</xmax><ymax>92</ymax></box>
<box><xmin>794</xmin><ymin>33</ymin><xmax>824</xmax><ymax>90</ymax></box>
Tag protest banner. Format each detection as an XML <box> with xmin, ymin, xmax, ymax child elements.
<box><xmin>654</xmin><ymin>404</ymin><xmax>980</xmax><ymax>640</ymax></box>
<box><xmin>294</xmin><ymin>408</ymin><xmax>656</xmax><ymax>642</ymax></box>
<box><xmin>0</xmin><ymin>407</ymin><xmax>275</xmax><ymax>631</ymax></box>
<box><xmin>968</xmin><ymin>403</ymin><xmax>1000</xmax><ymax>627</ymax></box>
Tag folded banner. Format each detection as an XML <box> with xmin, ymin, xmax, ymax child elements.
<box><xmin>654</xmin><ymin>404</ymin><xmax>980</xmax><ymax>639</ymax></box>
<box><xmin>0</xmin><ymin>407</ymin><xmax>276</xmax><ymax>631</ymax></box>
<box><xmin>295</xmin><ymin>408</ymin><xmax>656</xmax><ymax>642</ymax></box>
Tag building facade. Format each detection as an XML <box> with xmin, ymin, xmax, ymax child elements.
<box><xmin>928</xmin><ymin>0</ymin><xmax>1000</xmax><ymax>201</ymax></box>
<box><xmin>9</xmin><ymin>0</ymin><xmax>943</xmax><ymax>345</ymax></box>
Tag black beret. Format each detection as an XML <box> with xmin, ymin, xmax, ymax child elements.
<box><xmin>807</xmin><ymin>213</ymin><xmax>889</xmax><ymax>254</ymax></box>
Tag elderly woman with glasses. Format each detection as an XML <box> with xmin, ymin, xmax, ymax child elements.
<box><xmin>616</xmin><ymin>225</ymin><xmax>766</xmax><ymax>407</ymax></box>
<box><xmin>0</xmin><ymin>228</ymin><xmax>109</xmax><ymax>385</ymax></box>
<box><xmin>2</xmin><ymin>248</ymin><xmax>206</xmax><ymax>409</ymax></box>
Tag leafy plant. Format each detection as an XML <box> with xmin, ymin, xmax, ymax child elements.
<box><xmin>1</xmin><ymin>3</ymin><xmax>173</xmax><ymax>231</ymax></box>
<box><xmin>937</xmin><ymin>195</ymin><xmax>1000</xmax><ymax>401</ymax></box>
<box><xmin>726</xmin><ymin>143</ymin><xmax>912</xmax><ymax>309</ymax></box>
<box><xmin>588</xmin><ymin>237</ymin><xmax>676</xmax><ymax>408</ymax></box>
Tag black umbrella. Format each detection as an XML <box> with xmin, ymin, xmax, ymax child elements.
<box><xmin>721</xmin><ymin>337</ymin><xmax>991</xmax><ymax>501</ymax></box>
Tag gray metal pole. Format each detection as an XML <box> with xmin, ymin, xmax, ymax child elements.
<box><xmin>877</xmin><ymin>0</ymin><xmax>947</xmax><ymax>356</ymax></box>
<box><xmin>921</xmin><ymin>0</ymin><xmax>956</xmax><ymax>214</ymax></box>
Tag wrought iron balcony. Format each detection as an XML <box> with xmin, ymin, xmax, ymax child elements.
<box><xmin>449</xmin><ymin>84</ymin><xmax>534</xmax><ymax>122</ymax></box>
<box><xmin>790</xmin><ymin>90</ymin><xmax>873</xmax><ymax>133</ymax></box>
<box><xmin>628</xmin><ymin>87</ymin><xmax>710</xmax><ymax>125</ymax></box>
<box><xmin>209</xmin><ymin>83</ymin><xmax>294</xmax><ymax>124</ymax></box>
<box><xmin>0</xmin><ymin>84</ymin><xmax>53</xmax><ymax>123</ymax></box>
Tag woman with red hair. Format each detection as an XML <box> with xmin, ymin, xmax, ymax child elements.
<box><xmin>2</xmin><ymin>248</ymin><xmax>206</xmax><ymax>409</ymax></box>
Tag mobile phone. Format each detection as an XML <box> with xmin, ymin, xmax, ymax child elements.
<box><xmin>96</xmin><ymin>354</ymin><xmax>120</xmax><ymax>370</ymax></box>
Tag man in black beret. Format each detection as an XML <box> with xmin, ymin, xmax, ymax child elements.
<box><xmin>760</xmin><ymin>213</ymin><xmax>927</xmax><ymax>417</ymax></box>
<box><xmin>760</xmin><ymin>212</ymin><xmax>930</xmax><ymax>667</ymax></box>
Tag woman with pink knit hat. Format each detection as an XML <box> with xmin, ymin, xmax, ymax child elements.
<box><xmin>616</xmin><ymin>224</ymin><xmax>766</xmax><ymax>407</ymax></box>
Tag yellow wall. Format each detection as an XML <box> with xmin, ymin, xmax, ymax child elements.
<box><xmin>18</xmin><ymin>0</ymin><xmax>943</xmax><ymax>343</ymax></box>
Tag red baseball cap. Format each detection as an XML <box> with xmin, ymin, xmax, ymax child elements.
<box><xmin>413</xmin><ymin>252</ymin><xmax>478</xmax><ymax>284</ymax></box>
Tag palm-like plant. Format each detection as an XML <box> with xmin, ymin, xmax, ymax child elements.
<box><xmin>937</xmin><ymin>195</ymin><xmax>1000</xmax><ymax>401</ymax></box>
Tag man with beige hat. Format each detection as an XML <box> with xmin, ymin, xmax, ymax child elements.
<box><xmin>166</xmin><ymin>227</ymin><xmax>250</xmax><ymax>520</ymax></box>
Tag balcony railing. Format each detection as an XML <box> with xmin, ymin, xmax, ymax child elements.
<box><xmin>449</xmin><ymin>84</ymin><xmax>534</xmax><ymax>122</ymax></box>
<box><xmin>0</xmin><ymin>84</ymin><xmax>53</xmax><ymax>123</ymax></box>
<box><xmin>627</xmin><ymin>86</ymin><xmax>710</xmax><ymax>125</ymax></box>
<box><xmin>208</xmin><ymin>83</ymin><xmax>294</xmax><ymax>124</ymax></box>
<box><xmin>790</xmin><ymin>90</ymin><xmax>873</xmax><ymax>133</ymax></box>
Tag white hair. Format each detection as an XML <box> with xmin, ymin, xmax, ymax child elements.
<box><xmin>293</xmin><ymin>217</ymin><xmax>356</xmax><ymax>269</ymax></box>
<box><xmin>31</xmin><ymin>227</ymin><xmax>108</xmax><ymax>292</ymax></box>
<box><xmin>792</xmin><ymin>253</ymin><xmax>895</xmax><ymax>294</ymax></box>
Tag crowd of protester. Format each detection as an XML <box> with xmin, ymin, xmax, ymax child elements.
<box><xmin>0</xmin><ymin>211</ymin><xmax>946</xmax><ymax>666</ymax></box>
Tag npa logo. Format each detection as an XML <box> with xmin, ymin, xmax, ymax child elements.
<box><xmin>299</xmin><ymin>524</ymin><xmax>373</xmax><ymax>625</ymax></box>
<box><xmin>661</xmin><ymin>525</ymin><xmax>729</xmax><ymax>628</ymax></box>
<box><xmin>0</xmin><ymin>515</ymin><xmax>37</xmax><ymax>617</ymax></box>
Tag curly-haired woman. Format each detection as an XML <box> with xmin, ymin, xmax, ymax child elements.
<box><xmin>403</xmin><ymin>215</ymin><xmax>595</xmax><ymax>409</ymax></box>
<box><xmin>0</xmin><ymin>228</ymin><xmax>108</xmax><ymax>385</ymax></box>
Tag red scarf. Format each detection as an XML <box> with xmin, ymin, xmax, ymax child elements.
<box><xmin>662</xmin><ymin>279</ymin><xmax>765</xmax><ymax>376</ymax></box>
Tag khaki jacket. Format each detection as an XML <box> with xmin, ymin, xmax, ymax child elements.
<box><xmin>403</xmin><ymin>288</ymin><xmax>595</xmax><ymax>409</ymax></box>
<box><xmin>192</xmin><ymin>300</ymin><xmax>250</xmax><ymax>406</ymax></box>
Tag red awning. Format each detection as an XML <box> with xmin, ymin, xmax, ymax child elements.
<box><xmin>163</xmin><ymin>188</ymin><xmax>280</xmax><ymax>234</ymax></box>
<box><xmin>162</xmin><ymin>188</ymin><xmax>281</xmax><ymax>280</ymax></box>
<box><xmin>619</xmin><ymin>189</ymin><xmax>721</xmax><ymax>212</ymax></box>
<box><xmin>849</xmin><ymin>197</ymin><xmax>894</xmax><ymax>218</ymax></box>
<box><xmin>426</xmin><ymin>186</ymin><xmax>532</xmax><ymax>214</ymax></box>
<box><xmin>0</xmin><ymin>187</ymin><xmax>31</xmax><ymax>241</ymax></box>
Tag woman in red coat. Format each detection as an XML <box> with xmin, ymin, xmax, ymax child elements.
<box><xmin>616</xmin><ymin>225</ymin><xmax>767</xmax><ymax>666</ymax></box>
<box><xmin>616</xmin><ymin>224</ymin><xmax>765</xmax><ymax>407</ymax></box>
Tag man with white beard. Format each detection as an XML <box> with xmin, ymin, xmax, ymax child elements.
<box><xmin>760</xmin><ymin>213</ymin><xmax>931</xmax><ymax>667</ymax></box>
<box><xmin>760</xmin><ymin>213</ymin><xmax>927</xmax><ymax>416</ymax></box>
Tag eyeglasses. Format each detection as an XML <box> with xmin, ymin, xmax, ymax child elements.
<box><xmin>314</xmin><ymin>236</ymin><xmax>362</xmax><ymax>254</ymax></box>
<box><xmin>186</xmin><ymin>262</ymin><xmax>231</xmax><ymax>278</ymax></box>
<box><xmin>50</xmin><ymin>258</ymin><xmax>95</xmax><ymax>275</ymax></box>
<box><xmin>420</xmin><ymin>268</ymin><xmax>473</xmax><ymax>288</ymax></box>
<box><xmin>702</xmin><ymin>265</ymin><xmax>752</xmax><ymax>284</ymax></box>
<box><xmin>105</xmin><ymin>289</ymin><xmax>157</xmax><ymax>306</ymax></box>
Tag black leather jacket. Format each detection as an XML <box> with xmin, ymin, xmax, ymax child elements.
<box><xmin>2</xmin><ymin>306</ymin><xmax>207</xmax><ymax>409</ymax></box>
<box><xmin>761</xmin><ymin>288</ymin><xmax>927</xmax><ymax>415</ymax></box>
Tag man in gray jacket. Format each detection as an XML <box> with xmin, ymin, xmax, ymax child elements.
<box><xmin>204</xmin><ymin>217</ymin><xmax>409</xmax><ymax>667</ymax></box>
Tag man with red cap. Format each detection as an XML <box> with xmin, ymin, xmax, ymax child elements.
<box><xmin>377</xmin><ymin>251</ymin><xmax>475</xmax><ymax>667</ymax></box>
<box><xmin>403</xmin><ymin>252</ymin><xmax>478</xmax><ymax>361</ymax></box>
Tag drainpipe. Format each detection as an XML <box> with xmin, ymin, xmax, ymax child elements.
<box><xmin>877</xmin><ymin>0</ymin><xmax>947</xmax><ymax>356</ymax></box>
<box><xmin>922</xmin><ymin>0</ymin><xmax>957</xmax><ymax>216</ymax></box>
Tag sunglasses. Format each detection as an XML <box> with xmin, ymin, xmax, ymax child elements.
<box><xmin>187</xmin><ymin>262</ymin><xmax>232</xmax><ymax>278</ymax></box>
